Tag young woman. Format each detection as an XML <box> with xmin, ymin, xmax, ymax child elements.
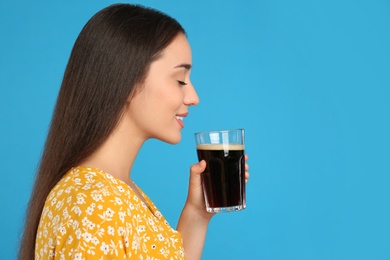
<box><xmin>19</xmin><ymin>4</ymin><xmax>249</xmax><ymax>259</ymax></box>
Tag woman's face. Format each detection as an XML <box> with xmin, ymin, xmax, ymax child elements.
<box><xmin>126</xmin><ymin>33</ymin><xmax>199</xmax><ymax>144</ymax></box>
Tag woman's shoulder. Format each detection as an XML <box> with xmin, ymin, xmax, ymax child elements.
<box><xmin>46</xmin><ymin>166</ymin><xmax>125</xmax><ymax>198</ymax></box>
<box><xmin>42</xmin><ymin>166</ymin><xmax>143</xmax><ymax>217</ymax></box>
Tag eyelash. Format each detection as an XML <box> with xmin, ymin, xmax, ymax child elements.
<box><xmin>177</xmin><ymin>80</ymin><xmax>188</xmax><ymax>86</ymax></box>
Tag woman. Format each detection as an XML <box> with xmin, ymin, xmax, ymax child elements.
<box><xmin>19</xmin><ymin>4</ymin><xmax>249</xmax><ymax>259</ymax></box>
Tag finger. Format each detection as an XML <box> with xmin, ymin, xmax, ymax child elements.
<box><xmin>245</xmin><ymin>154</ymin><xmax>249</xmax><ymax>160</ymax></box>
<box><xmin>190</xmin><ymin>160</ymin><xmax>206</xmax><ymax>176</ymax></box>
<box><xmin>245</xmin><ymin>163</ymin><xmax>249</xmax><ymax>171</ymax></box>
<box><xmin>245</xmin><ymin>171</ymin><xmax>250</xmax><ymax>184</ymax></box>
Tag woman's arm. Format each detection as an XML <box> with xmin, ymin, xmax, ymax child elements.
<box><xmin>177</xmin><ymin>160</ymin><xmax>213</xmax><ymax>260</ymax></box>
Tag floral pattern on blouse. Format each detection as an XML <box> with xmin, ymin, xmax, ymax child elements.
<box><xmin>35</xmin><ymin>166</ymin><xmax>185</xmax><ymax>259</ymax></box>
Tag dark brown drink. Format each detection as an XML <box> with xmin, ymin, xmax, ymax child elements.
<box><xmin>197</xmin><ymin>144</ymin><xmax>246</xmax><ymax>210</ymax></box>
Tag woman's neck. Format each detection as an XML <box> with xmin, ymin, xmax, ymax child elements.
<box><xmin>79</xmin><ymin>116</ymin><xmax>146</xmax><ymax>185</ymax></box>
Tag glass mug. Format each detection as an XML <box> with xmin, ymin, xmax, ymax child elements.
<box><xmin>195</xmin><ymin>129</ymin><xmax>246</xmax><ymax>213</ymax></box>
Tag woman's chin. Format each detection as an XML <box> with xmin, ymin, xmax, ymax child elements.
<box><xmin>159</xmin><ymin>132</ymin><xmax>182</xmax><ymax>145</ymax></box>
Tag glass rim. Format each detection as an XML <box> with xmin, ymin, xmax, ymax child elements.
<box><xmin>194</xmin><ymin>128</ymin><xmax>244</xmax><ymax>136</ymax></box>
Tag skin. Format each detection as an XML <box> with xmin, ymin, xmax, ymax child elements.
<box><xmin>80</xmin><ymin>33</ymin><xmax>250</xmax><ymax>260</ymax></box>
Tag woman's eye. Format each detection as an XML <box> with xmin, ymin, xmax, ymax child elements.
<box><xmin>177</xmin><ymin>80</ymin><xmax>188</xmax><ymax>86</ymax></box>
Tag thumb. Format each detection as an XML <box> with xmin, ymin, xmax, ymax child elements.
<box><xmin>190</xmin><ymin>160</ymin><xmax>206</xmax><ymax>176</ymax></box>
<box><xmin>189</xmin><ymin>160</ymin><xmax>206</xmax><ymax>188</ymax></box>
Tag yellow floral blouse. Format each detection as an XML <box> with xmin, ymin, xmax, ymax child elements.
<box><xmin>35</xmin><ymin>166</ymin><xmax>185</xmax><ymax>259</ymax></box>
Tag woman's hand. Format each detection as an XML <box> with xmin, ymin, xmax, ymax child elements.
<box><xmin>185</xmin><ymin>160</ymin><xmax>212</xmax><ymax>219</ymax></box>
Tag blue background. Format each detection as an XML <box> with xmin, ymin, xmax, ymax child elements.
<box><xmin>1</xmin><ymin>0</ymin><xmax>389</xmax><ymax>259</ymax></box>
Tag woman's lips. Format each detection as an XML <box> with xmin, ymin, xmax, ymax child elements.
<box><xmin>175</xmin><ymin>112</ymin><xmax>188</xmax><ymax>128</ymax></box>
<box><xmin>176</xmin><ymin>116</ymin><xmax>184</xmax><ymax>128</ymax></box>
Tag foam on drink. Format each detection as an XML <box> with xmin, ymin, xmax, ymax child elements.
<box><xmin>196</xmin><ymin>144</ymin><xmax>245</xmax><ymax>151</ymax></box>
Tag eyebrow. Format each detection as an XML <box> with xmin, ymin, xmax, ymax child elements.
<box><xmin>174</xmin><ymin>63</ymin><xmax>192</xmax><ymax>70</ymax></box>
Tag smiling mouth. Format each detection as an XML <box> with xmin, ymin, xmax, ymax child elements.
<box><xmin>175</xmin><ymin>112</ymin><xmax>188</xmax><ymax>128</ymax></box>
<box><xmin>175</xmin><ymin>116</ymin><xmax>185</xmax><ymax>128</ymax></box>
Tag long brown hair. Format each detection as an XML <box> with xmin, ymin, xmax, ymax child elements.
<box><xmin>18</xmin><ymin>4</ymin><xmax>185</xmax><ymax>259</ymax></box>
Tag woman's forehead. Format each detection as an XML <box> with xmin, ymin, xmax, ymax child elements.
<box><xmin>157</xmin><ymin>34</ymin><xmax>192</xmax><ymax>67</ymax></box>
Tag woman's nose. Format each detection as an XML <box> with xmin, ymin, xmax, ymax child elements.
<box><xmin>183</xmin><ymin>83</ymin><xmax>200</xmax><ymax>106</ymax></box>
